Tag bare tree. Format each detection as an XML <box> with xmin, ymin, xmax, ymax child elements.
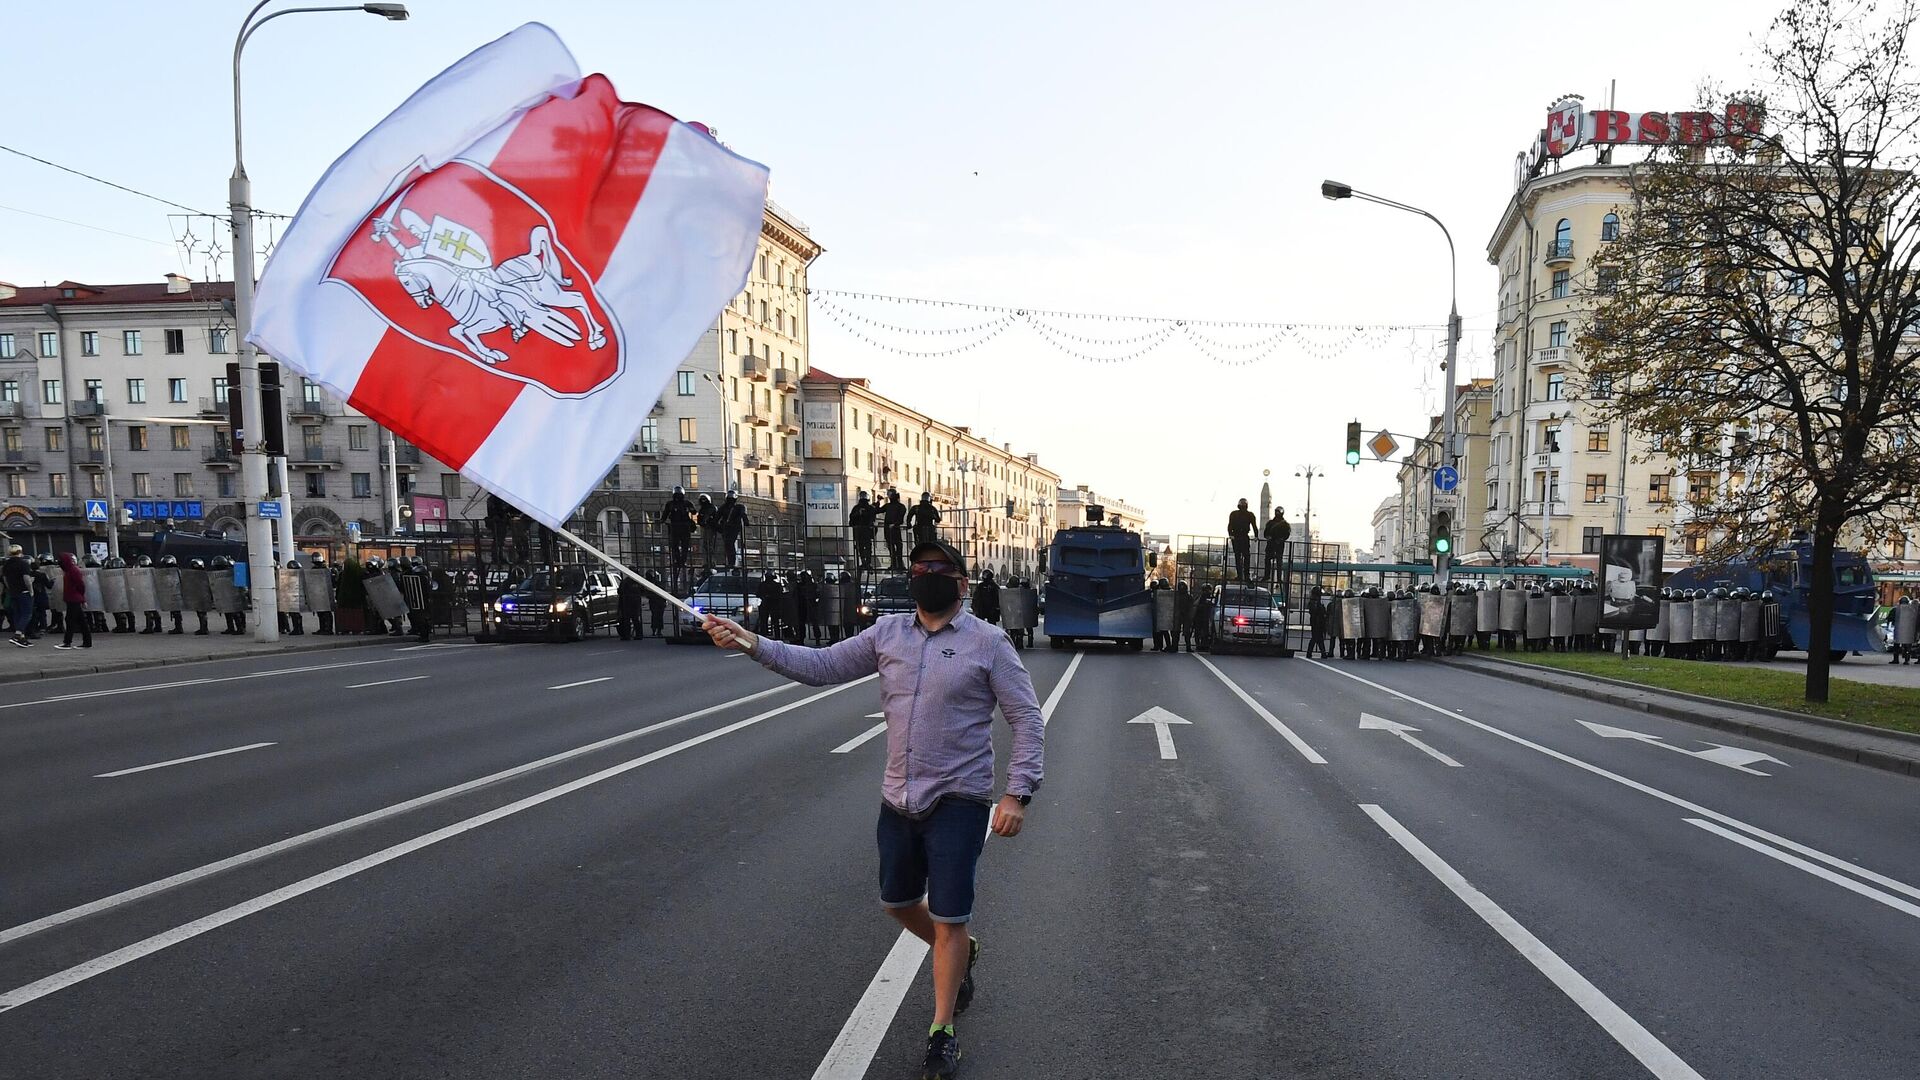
<box><xmin>1581</xmin><ymin>0</ymin><xmax>1920</xmax><ymax>701</ymax></box>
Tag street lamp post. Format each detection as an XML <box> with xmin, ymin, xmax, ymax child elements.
<box><xmin>1295</xmin><ymin>466</ymin><xmax>1323</xmax><ymax>552</ymax></box>
<box><xmin>700</xmin><ymin>373</ymin><xmax>735</xmax><ymax>490</ymax></box>
<box><xmin>231</xmin><ymin>0</ymin><xmax>408</xmax><ymax>642</ymax></box>
<box><xmin>1321</xmin><ymin>179</ymin><xmax>1460</xmax><ymax>584</ymax></box>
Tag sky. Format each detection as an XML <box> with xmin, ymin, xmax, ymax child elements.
<box><xmin>1</xmin><ymin>0</ymin><xmax>1776</xmax><ymax>546</ymax></box>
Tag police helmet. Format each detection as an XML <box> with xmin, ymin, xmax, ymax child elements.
<box><xmin>209</xmin><ymin>556</ymin><xmax>233</xmax><ymax>570</ymax></box>
<box><xmin>1710</xmin><ymin>587</ymin><xmax>1729</xmax><ymax>599</ymax></box>
<box><xmin>104</xmin><ymin>556</ymin><xmax>126</xmax><ymax>569</ymax></box>
<box><xmin>133</xmin><ymin>554</ymin><xmax>153</xmax><ymax>567</ymax></box>
<box><xmin>312</xmin><ymin>554</ymin><xmax>328</xmax><ymax>568</ymax></box>
<box><xmin>157</xmin><ymin>554</ymin><xmax>178</xmax><ymax>567</ymax></box>
<box><xmin>288</xmin><ymin>559</ymin><xmax>303</xmax><ymax>569</ymax></box>
<box><xmin>672</xmin><ymin>485</ymin><xmax>684</xmax><ymax>495</ymax></box>
<box><xmin>365</xmin><ymin>557</ymin><xmax>385</xmax><ymax>572</ymax></box>
<box><xmin>188</xmin><ymin>558</ymin><xmax>206</xmax><ymax>570</ymax></box>
<box><xmin>36</xmin><ymin>553</ymin><xmax>55</xmax><ymax>566</ymax></box>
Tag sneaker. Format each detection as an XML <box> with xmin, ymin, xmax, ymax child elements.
<box><xmin>955</xmin><ymin>936</ymin><xmax>979</xmax><ymax>1015</ymax></box>
<box><xmin>10</xmin><ymin>636</ymin><xmax>31</xmax><ymax>648</ymax></box>
<box><xmin>921</xmin><ymin>1027</ymin><xmax>961</xmax><ymax>1080</ymax></box>
<box><xmin>53</xmin><ymin>643</ymin><xmax>73</xmax><ymax>650</ymax></box>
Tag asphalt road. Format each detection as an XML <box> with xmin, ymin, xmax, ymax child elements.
<box><xmin>2</xmin><ymin>631</ymin><xmax>1915</xmax><ymax>1079</ymax></box>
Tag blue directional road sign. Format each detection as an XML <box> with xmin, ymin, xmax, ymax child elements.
<box><xmin>84</xmin><ymin>499</ymin><xmax>110</xmax><ymax>523</ymax></box>
<box><xmin>1433</xmin><ymin>465</ymin><xmax>1460</xmax><ymax>492</ymax></box>
<box><xmin>258</xmin><ymin>500</ymin><xmax>283</xmax><ymax>520</ymax></box>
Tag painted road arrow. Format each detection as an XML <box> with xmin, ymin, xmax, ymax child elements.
<box><xmin>1576</xmin><ymin>720</ymin><xmax>1787</xmax><ymax>775</ymax></box>
<box><xmin>1358</xmin><ymin>713</ymin><xmax>1462</xmax><ymax>767</ymax></box>
<box><xmin>1128</xmin><ymin>706</ymin><xmax>1192</xmax><ymax>760</ymax></box>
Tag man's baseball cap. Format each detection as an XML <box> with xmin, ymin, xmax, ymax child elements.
<box><xmin>909</xmin><ymin>539</ymin><xmax>967</xmax><ymax>576</ymax></box>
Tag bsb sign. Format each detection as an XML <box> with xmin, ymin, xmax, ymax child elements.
<box><xmin>1518</xmin><ymin>96</ymin><xmax>1764</xmax><ymax>186</ymax></box>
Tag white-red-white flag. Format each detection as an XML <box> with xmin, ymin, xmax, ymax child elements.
<box><xmin>250</xmin><ymin>23</ymin><xmax>768</xmax><ymax>528</ymax></box>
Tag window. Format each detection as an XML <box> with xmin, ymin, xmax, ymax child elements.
<box><xmin>727</xmin><ymin>329</ymin><xmax>738</xmax><ymax>354</ymax></box>
<box><xmin>1549</xmin><ymin>321</ymin><xmax>1568</xmax><ymax>347</ymax></box>
<box><xmin>641</xmin><ymin>464</ymin><xmax>660</xmax><ymax>488</ymax></box>
<box><xmin>1596</xmin><ymin>266</ymin><xmax>1619</xmax><ymax>295</ymax></box>
<box><xmin>86</xmin><ymin>427</ymin><xmax>103</xmax><ymax>452</ymax></box>
<box><xmin>0</xmin><ymin>429</ymin><xmax>14</xmax><ymax>453</ymax></box>
<box><xmin>1649</xmin><ymin>473</ymin><xmax>1673</xmax><ymax>503</ymax></box>
<box><xmin>126</xmin><ymin>426</ymin><xmax>147</xmax><ymax>451</ymax></box>
<box><xmin>123</xmin><ymin>330</ymin><xmax>142</xmax><ymax>355</ymax></box>
<box><xmin>1661</xmin><ymin>266</ymin><xmax>1685</xmax><ymax>292</ymax></box>
<box><xmin>637</xmin><ymin>417</ymin><xmax>659</xmax><ymax>453</ymax></box>
<box><xmin>171</xmin><ymin>426</ymin><xmax>191</xmax><ymax>451</ymax></box>
<box><xmin>1584</xmin><ymin>474</ymin><xmax>1608</xmax><ymax>502</ymax></box>
<box><xmin>39</xmin><ymin>332</ymin><xmax>58</xmax><ymax>357</ymax></box>
<box><xmin>302</xmin><ymin>426</ymin><xmax>323</xmax><ymax>458</ymax></box>
<box><xmin>1783</xmin><ymin>272</ymin><xmax>1808</xmax><ymax>296</ymax></box>
<box><xmin>680</xmin><ymin>465</ymin><xmax>699</xmax><ymax>490</ymax></box>
<box><xmin>305</xmin><ymin>473</ymin><xmax>327</xmax><ymax>497</ymax></box>
<box><xmin>1551</xmin><ymin>218</ymin><xmax>1571</xmax><ymax>256</ymax></box>
<box><xmin>1590</xmin><ymin>373</ymin><xmax>1612</xmax><ymax>398</ymax></box>
<box><xmin>1551</xmin><ymin>269</ymin><xmax>1570</xmax><ymax>299</ymax></box>
<box><xmin>84</xmin><ymin>379</ymin><xmax>103</xmax><ymax>402</ymax></box>
<box><xmin>1543</xmin><ymin>424</ymin><xmax>1562</xmax><ymax>453</ymax></box>
<box><xmin>209</xmin><ymin>328</ymin><xmax>229</xmax><ymax>354</ymax></box>
<box><xmin>351</xmin><ymin>472</ymin><xmax>373</xmax><ymax>498</ymax></box>
<box><xmin>0</xmin><ymin>334</ymin><xmax>13</xmax><ymax>358</ymax></box>
<box><xmin>4</xmin><ymin>474</ymin><xmax>22</xmax><ymax>498</ymax></box>
<box><xmin>349</xmin><ymin>424</ymin><xmax>370</xmax><ymax>451</ymax></box>
<box><xmin>212</xmin><ymin>377</ymin><xmax>229</xmax><ymax>404</ymax></box>
<box><xmin>677</xmin><ymin>371</ymin><xmax>696</xmax><ymax>395</ymax></box>
<box><xmin>1688</xmin><ymin>471</ymin><xmax>1716</xmax><ymax>501</ymax></box>
<box><xmin>678</xmin><ymin>417</ymin><xmax>697</xmax><ymax>443</ymax></box>
<box><xmin>0</xmin><ymin>380</ymin><xmax>14</xmax><ymax>402</ymax></box>
<box><xmin>81</xmin><ymin>331</ymin><xmax>99</xmax><ymax>356</ymax></box>
<box><xmin>1588</xmin><ymin>426</ymin><xmax>1610</xmax><ymax>453</ymax></box>
<box><xmin>127</xmin><ymin>378</ymin><xmax>146</xmax><ymax>404</ymax></box>
<box><xmin>1546</xmin><ymin>372</ymin><xmax>1565</xmax><ymax>401</ymax></box>
<box><xmin>758</xmin><ymin>252</ymin><xmax>768</xmax><ymax>279</ymax></box>
<box><xmin>1685</xmin><ymin>530</ymin><xmax>1708</xmax><ymax>557</ymax></box>
<box><xmin>302</xmin><ymin>378</ymin><xmax>321</xmax><ymax>405</ymax></box>
<box><xmin>41</xmin><ymin>380</ymin><xmax>60</xmax><ymax>405</ymax></box>
<box><xmin>440</xmin><ymin>473</ymin><xmax>462</xmax><ymax>499</ymax></box>
<box><xmin>1601</xmin><ymin>213</ymin><xmax>1620</xmax><ymax>241</ymax></box>
<box><xmin>132</xmin><ymin>472</ymin><xmax>151</xmax><ymax>497</ymax></box>
<box><xmin>759</xmin><ymin>300</ymin><xmax>769</xmax><ymax>324</ymax></box>
<box><xmin>218</xmin><ymin>472</ymin><xmax>236</xmax><ymax>498</ymax></box>
<box><xmin>174</xmin><ymin>473</ymin><xmax>194</xmax><ymax>497</ymax></box>
<box><xmin>1582</xmin><ymin>527</ymin><xmax>1604</xmax><ymax>554</ymax></box>
<box><xmin>729</xmin><ymin>377</ymin><xmax>739</xmax><ymax>401</ymax></box>
<box><xmin>164</xmin><ymin>329</ymin><xmax>185</xmax><ymax>354</ymax></box>
<box><xmin>45</xmin><ymin>426</ymin><xmax>61</xmax><ymax>451</ymax></box>
<box><xmin>169</xmin><ymin>378</ymin><xmax>188</xmax><ymax>403</ymax></box>
<box><xmin>603</xmin><ymin>466</ymin><xmax>620</xmax><ymax>489</ymax></box>
<box><xmin>729</xmin><ymin>423</ymin><xmax>740</xmax><ymax>448</ymax></box>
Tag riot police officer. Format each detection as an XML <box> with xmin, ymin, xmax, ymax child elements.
<box><xmin>281</xmin><ymin>560</ymin><xmax>307</xmax><ymax>636</ymax></box>
<box><xmin>848</xmin><ymin>489</ymin><xmax>877</xmax><ymax>570</ymax></box>
<box><xmin>696</xmin><ymin>494</ymin><xmax>720</xmax><ymax>567</ymax></box>
<box><xmin>1227</xmin><ymin>499</ymin><xmax>1256</xmax><ymax>581</ymax></box>
<box><xmin>1890</xmin><ymin>595</ymin><xmax>1918</xmax><ymax>664</ymax></box>
<box><xmin>209</xmin><ymin>556</ymin><xmax>243</xmax><ymax>634</ymax></box>
<box><xmin>312</xmin><ymin>554</ymin><xmax>336</xmax><ymax>635</ymax></box>
<box><xmin>1305</xmin><ymin>585</ymin><xmax>1329</xmax><ymax>658</ymax></box>
<box><xmin>156</xmin><ymin>554</ymin><xmax>186</xmax><ymax>634</ymax></box>
<box><xmin>908</xmin><ymin>491</ymin><xmax>941</xmax><ymax>547</ymax></box>
<box><xmin>881</xmin><ymin>489</ymin><xmax>907</xmax><ymax>570</ymax></box>
<box><xmin>663</xmin><ymin>486</ymin><xmax>696</xmax><ymax>568</ymax></box>
<box><xmin>1262</xmin><ymin>508</ymin><xmax>1290</xmax><ymax>584</ymax></box>
<box><xmin>131</xmin><ymin>554</ymin><xmax>163</xmax><ymax>634</ymax></box>
<box><xmin>719</xmin><ymin>491</ymin><xmax>749</xmax><ymax>569</ymax></box>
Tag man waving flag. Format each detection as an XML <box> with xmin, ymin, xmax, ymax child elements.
<box><xmin>249</xmin><ymin>22</ymin><xmax>768</xmax><ymax>528</ymax></box>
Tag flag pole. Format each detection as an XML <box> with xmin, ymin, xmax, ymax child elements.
<box><xmin>552</xmin><ymin>523</ymin><xmax>703</xmax><ymax>619</ymax></box>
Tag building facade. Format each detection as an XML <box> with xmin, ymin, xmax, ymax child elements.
<box><xmin>1393</xmin><ymin>379</ymin><xmax>1494</xmax><ymax>563</ymax></box>
<box><xmin>1053</xmin><ymin>485</ymin><xmax>1146</xmax><ymax>535</ymax></box>
<box><xmin>799</xmin><ymin>366</ymin><xmax>1060</xmax><ymax>578</ymax></box>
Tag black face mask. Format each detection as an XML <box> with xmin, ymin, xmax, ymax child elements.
<box><xmin>909</xmin><ymin>573</ymin><xmax>961</xmax><ymax>613</ymax></box>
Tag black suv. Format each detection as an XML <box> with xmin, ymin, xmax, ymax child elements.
<box><xmin>478</xmin><ymin>567</ymin><xmax>620</xmax><ymax>642</ymax></box>
<box><xmin>867</xmin><ymin>575</ymin><xmax>916</xmax><ymax>621</ymax></box>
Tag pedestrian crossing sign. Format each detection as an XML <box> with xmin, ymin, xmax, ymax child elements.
<box><xmin>85</xmin><ymin>499</ymin><xmax>109</xmax><ymax>522</ymax></box>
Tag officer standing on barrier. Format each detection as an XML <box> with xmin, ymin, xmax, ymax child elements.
<box><xmin>909</xmin><ymin>491</ymin><xmax>942</xmax><ymax>548</ymax></box>
<box><xmin>849</xmin><ymin>490</ymin><xmax>877</xmax><ymax>571</ymax></box>
<box><xmin>883</xmin><ymin>489</ymin><xmax>908</xmax><ymax>570</ymax></box>
<box><xmin>696</xmin><ymin>493</ymin><xmax>720</xmax><ymax>567</ymax></box>
<box><xmin>1227</xmin><ymin>499</ymin><xmax>1256</xmax><ymax>581</ymax></box>
<box><xmin>663</xmin><ymin>486</ymin><xmax>696</xmax><ymax>569</ymax></box>
<box><xmin>719</xmin><ymin>491</ymin><xmax>749</xmax><ymax>569</ymax></box>
<box><xmin>1262</xmin><ymin>508</ymin><xmax>1290</xmax><ymax>584</ymax></box>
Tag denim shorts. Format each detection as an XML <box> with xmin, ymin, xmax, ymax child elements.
<box><xmin>876</xmin><ymin>797</ymin><xmax>991</xmax><ymax>923</ymax></box>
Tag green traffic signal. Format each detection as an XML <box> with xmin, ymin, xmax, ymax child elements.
<box><xmin>1345</xmin><ymin>420</ymin><xmax>1362</xmax><ymax>467</ymax></box>
<box><xmin>1429</xmin><ymin>510</ymin><xmax>1453</xmax><ymax>555</ymax></box>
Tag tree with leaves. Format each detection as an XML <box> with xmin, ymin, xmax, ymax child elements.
<box><xmin>1580</xmin><ymin>0</ymin><xmax>1920</xmax><ymax>702</ymax></box>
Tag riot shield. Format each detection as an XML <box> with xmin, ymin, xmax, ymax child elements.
<box><xmin>1648</xmin><ymin>600</ymin><xmax>1670</xmax><ymax>642</ymax></box>
<box><xmin>1498</xmin><ymin>589</ymin><xmax>1526</xmax><ymax>633</ymax></box>
<box><xmin>1342</xmin><ymin>598</ymin><xmax>1366</xmax><ymax>640</ymax></box>
<box><xmin>820</xmin><ymin>587</ymin><xmax>843</xmax><ymax>627</ymax></box>
<box><xmin>1693</xmin><ymin>598</ymin><xmax>1718</xmax><ymax>641</ymax></box>
<box><xmin>1668</xmin><ymin>600</ymin><xmax>1694</xmax><ymax>644</ymax></box>
<box><xmin>1153</xmin><ymin>589</ymin><xmax>1177</xmax><ymax>632</ymax></box>
<box><xmin>1003</xmin><ymin>586</ymin><xmax>1037</xmax><ymax>630</ymax></box>
<box><xmin>1525</xmin><ymin>596</ymin><xmax>1549</xmax><ymax>639</ymax></box>
<box><xmin>302</xmin><ymin>569</ymin><xmax>335</xmax><ymax>613</ymax></box>
<box><xmin>1573</xmin><ymin>594</ymin><xmax>1601</xmax><ymax>637</ymax></box>
<box><xmin>180</xmin><ymin>569</ymin><xmax>215</xmax><ymax>612</ymax></box>
<box><xmin>365</xmin><ymin>573</ymin><xmax>408</xmax><ymax>621</ymax></box>
<box><xmin>1893</xmin><ymin>604</ymin><xmax>1919</xmax><ymax>645</ymax></box>
<box><xmin>153</xmin><ymin>568</ymin><xmax>184</xmax><ymax>612</ymax></box>
<box><xmin>1549</xmin><ymin>595</ymin><xmax>1573</xmax><ymax>638</ymax></box>
<box><xmin>1739</xmin><ymin>600</ymin><xmax>1762</xmax><ymax>645</ymax></box>
<box><xmin>1449</xmin><ymin>593</ymin><xmax>1475</xmax><ymax>637</ymax></box>
<box><xmin>82</xmin><ymin>568</ymin><xmax>104</xmax><ymax>613</ymax></box>
<box><xmin>277</xmin><ymin>568</ymin><xmax>306</xmax><ymax>613</ymax></box>
<box><xmin>1417</xmin><ymin>593</ymin><xmax>1447</xmax><ymax>638</ymax></box>
<box><xmin>1476</xmin><ymin>591</ymin><xmax>1500</xmax><ymax>633</ymax></box>
<box><xmin>398</xmin><ymin>575</ymin><xmax>427</xmax><ymax>612</ymax></box>
<box><xmin>125</xmin><ymin>568</ymin><xmax>158</xmax><ymax>612</ymax></box>
<box><xmin>210</xmin><ymin>570</ymin><xmax>244</xmax><ymax>614</ymax></box>
<box><xmin>1717</xmin><ymin>599</ymin><xmax>1742</xmax><ymax>642</ymax></box>
<box><xmin>1362</xmin><ymin>597</ymin><xmax>1389</xmax><ymax>639</ymax></box>
<box><xmin>99</xmin><ymin>568</ymin><xmax>131</xmax><ymax>613</ymax></box>
<box><xmin>1392</xmin><ymin>598</ymin><xmax>1419</xmax><ymax>641</ymax></box>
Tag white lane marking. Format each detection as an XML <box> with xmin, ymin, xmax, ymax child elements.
<box><xmin>811</xmin><ymin>931</ymin><xmax>929</xmax><ymax>1080</ymax></box>
<box><xmin>94</xmin><ymin>742</ymin><xmax>277</xmax><ymax>779</ymax></box>
<box><xmin>1361</xmin><ymin>804</ymin><xmax>1707</xmax><ymax>1080</ymax></box>
<box><xmin>1358</xmin><ymin>713</ymin><xmax>1462</xmax><ymax>767</ymax></box>
<box><xmin>0</xmin><ymin>681</ymin><xmax>799</xmax><ymax>947</ymax></box>
<box><xmin>831</xmin><ymin>722</ymin><xmax>888</xmax><ymax>755</ymax></box>
<box><xmin>549</xmin><ymin>677</ymin><xmax>613</xmax><ymax>690</ymax></box>
<box><xmin>1576</xmin><ymin>720</ymin><xmax>1784</xmax><ymax>776</ymax></box>
<box><xmin>1127</xmin><ymin>705</ymin><xmax>1191</xmax><ymax>760</ymax></box>
<box><xmin>344</xmin><ymin>676</ymin><xmax>431</xmax><ymax>690</ymax></box>
<box><xmin>813</xmin><ymin>655</ymin><xmax>1083</xmax><ymax>1077</ymax></box>
<box><xmin>1306</xmin><ymin>660</ymin><xmax>1920</xmax><ymax>905</ymax></box>
<box><xmin>1194</xmin><ymin>655</ymin><xmax>1327</xmax><ymax>763</ymax></box>
<box><xmin>1686</xmin><ymin>818</ymin><xmax>1920</xmax><ymax>922</ymax></box>
<box><xmin>0</xmin><ymin>677</ymin><xmax>874</xmax><ymax>1015</ymax></box>
<box><xmin>0</xmin><ymin>655</ymin><xmax>428</xmax><ymax>712</ymax></box>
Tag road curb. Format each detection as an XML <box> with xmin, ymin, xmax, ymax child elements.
<box><xmin>1443</xmin><ymin>654</ymin><xmax>1920</xmax><ymax>778</ymax></box>
<box><xmin>0</xmin><ymin>635</ymin><xmax>397</xmax><ymax>686</ymax></box>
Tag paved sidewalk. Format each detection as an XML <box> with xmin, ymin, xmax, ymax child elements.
<box><xmin>1722</xmin><ymin>649</ymin><xmax>1920</xmax><ymax>689</ymax></box>
<box><xmin>0</xmin><ymin>628</ymin><xmax>399</xmax><ymax>685</ymax></box>
<box><xmin>1447</xmin><ymin>653</ymin><xmax>1920</xmax><ymax>777</ymax></box>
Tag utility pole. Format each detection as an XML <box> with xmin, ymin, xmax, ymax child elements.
<box><xmin>1296</xmin><ymin>465</ymin><xmax>1323</xmax><ymax>551</ymax></box>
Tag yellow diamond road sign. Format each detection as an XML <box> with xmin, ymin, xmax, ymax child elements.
<box><xmin>1367</xmin><ymin>431</ymin><xmax>1400</xmax><ymax>461</ymax></box>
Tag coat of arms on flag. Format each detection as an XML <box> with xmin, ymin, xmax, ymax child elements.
<box><xmin>249</xmin><ymin>22</ymin><xmax>769</xmax><ymax>528</ymax></box>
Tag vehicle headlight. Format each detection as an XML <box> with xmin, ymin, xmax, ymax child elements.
<box><xmin>552</xmin><ymin>600</ymin><xmax>571</xmax><ymax>613</ymax></box>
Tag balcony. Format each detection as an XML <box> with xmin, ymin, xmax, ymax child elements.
<box><xmin>742</xmin><ymin>453</ymin><xmax>765</xmax><ymax>470</ymax></box>
<box><xmin>204</xmin><ymin>448</ymin><xmax>238</xmax><ymax>468</ymax></box>
<box><xmin>1531</xmin><ymin>345</ymin><xmax>1570</xmax><ymax>367</ymax></box>
<box><xmin>198</xmin><ymin>396</ymin><xmax>227</xmax><ymax>417</ymax></box>
<box><xmin>0</xmin><ymin>401</ymin><xmax>25</xmax><ymax>419</ymax></box>
<box><xmin>778</xmin><ymin>419</ymin><xmax>799</xmax><ymax>435</ymax></box>
<box><xmin>379</xmin><ymin>444</ymin><xmax>422</xmax><ymax>471</ymax></box>
<box><xmin>782</xmin><ymin>461</ymin><xmax>804</xmax><ymax>476</ymax></box>
<box><xmin>742</xmin><ymin>355</ymin><xmax>769</xmax><ymax>381</ymax></box>
<box><xmin>289</xmin><ymin>450</ymin><xmax>343</xmax><ymax>470</ymax></box>
<box><xmin>0</xmin><ymin>449</ymin><xmax>37</xmax><ymax>471</ymax></box>
<box><xmin>288</xmin><ymin>398</ymin><xmax>341</xmax><ymax>421</ymax></box>
<box><xmin>1543</xmin><ymin>238</ymin><xmax>1574</xmax><ymax>266</ymax></box>
<box><xmin>744</xmin><ymin>409</ymin><xmax>770</xmax><ymax>427</ymax></box>
<box><xmin>773</xmin><ymin>368</ymin><xmax>794</xmax><ymax>389</ymax></box>
<box><xmin>76</xmin><ymin>449</ymin><xmax>107</xmax><ymax>469</ymax></box>
<box><xmin>627</xmin><ymin>438</ymin><xmax>661</xmax><ymax>456</ymax></box>
<box><xmin>1521</xmin><ymin>499</ymin><xmax>1570</xmax><ymax>517</ymax></box>
<box><xmin>70</xmin><ymin>399</ymin><xmax>105</xmax><ymax>418</ymax></box>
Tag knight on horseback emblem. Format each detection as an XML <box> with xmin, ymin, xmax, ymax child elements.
<box><xmin>368</xmin><ymin>189</ymin><xmax>608</xmax><ymax>366</ymax></box>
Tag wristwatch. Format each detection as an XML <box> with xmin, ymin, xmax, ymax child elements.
<box><xmin>1014</xmin><ymin>793</ymin><xmax>1032</xmax><ymax>806</ymax></box>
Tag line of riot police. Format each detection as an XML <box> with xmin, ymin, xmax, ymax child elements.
<box><xmin>1638</xmin><ymin>587</ymin><xmax>1781</xmax><ymax>662</ymax></box>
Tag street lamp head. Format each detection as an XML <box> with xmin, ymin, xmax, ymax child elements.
<box><xmin>1320</xmin><ymin>179</ymin><xmax>1353</xmax><ymax>201</ymax></box>
<box><xmin>362</xmin><ymin>3</ymin><xmax>409</xmax><ymax>19</ymax></box>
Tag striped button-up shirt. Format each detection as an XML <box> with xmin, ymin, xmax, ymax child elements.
<box><xmin>750</xmin><ymin>611</ymin><xmax>1044</xmax><ymax>815</ymax></box>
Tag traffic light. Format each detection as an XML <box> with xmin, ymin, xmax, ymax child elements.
<box><xmin>1345</xmin><ymin>421</ymin><xmax>1362</xmax><ymax>467</ymax></box>
<box><xmin>1430</xmin><ymin>510</ymin><xmax>1453</xmax><ymax>555</ymax></box>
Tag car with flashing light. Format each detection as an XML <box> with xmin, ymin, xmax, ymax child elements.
<box><xmin>867</xmin><ymin>574</ymin><xmax>917</xmax><ymax>621</ymax></box>
<box><xmin>672</xmin><ymin>573</ymin><xmax>761</xmax><ymax>642</ymax></box>
<box><xmin>1210</xmin><ymin>584</ymin><xmax>1289</xmax><ymax>655</ymax></box>
<box><xmin>476</xmin><ymin>567</ymin><xmax>620</xmax><ymax>642</ymax></box>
